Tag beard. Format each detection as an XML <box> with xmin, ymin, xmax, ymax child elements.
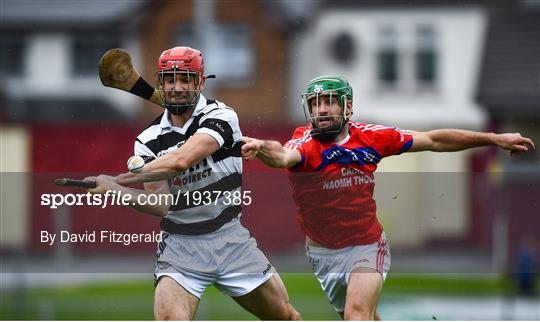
<box><xmin>311</xmin><ymin>119</ymin><xmax>344</xmax><ymax>142</ymax></box>
<box><xmin>163</xmin><ymin>90</ymin><xmax>200</xmax><ymax>115</ymax></box>
<box><xmin>166</xmin><ymin>104</ymin><xmax>192</xmax><ymax>116</ymax></box>
<box><xmin>165</xmin><ymin>94</ymin><xmax>199</xmax><ymax>115</ymax></box>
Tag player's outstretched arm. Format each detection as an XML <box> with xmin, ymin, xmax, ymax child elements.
<box><xmin>409</xmin><ymin>129</ymin><xmax>535</xmax><ymax>155</ymax></box>
<box><xmin>112</xmin><ymin>133</ymin><xmax>220</xmax><ymax>185</ymax></box>
<box><xmin>138</xmin><ymin>132</ymin><xmax>220</xmax><ymax>177</ymax></box>
<box><xmin>84</xmin><ymin>175</ymin><xmax>170</xmax><ymax>217</ymax></box>
<box><xmin>242</xmin><ymin>136</ymin><xmax>302</xmax><ymax>168</ymax></box>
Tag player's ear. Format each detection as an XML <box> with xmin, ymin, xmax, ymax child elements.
<box><xmin>155</xmin><ymin>73</ymin><xmax>163</xmax><ymax>89</ymax></box>
<box><xmin>345</xmin><ymin>100</ymin><xmax>353</xmax><ymax>118</ymax></box>
<box><xmin>199</xmin><ymin>75</ymin><xmax>206</xmax><ymax>91</ymax></box>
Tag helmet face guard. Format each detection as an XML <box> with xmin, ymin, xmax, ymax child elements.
<box><xmin>156</xmin><ymin>46</ymin><xmax>205</xmax><ymax>115</ymax></box>
<box><xmin>156</xmin><ymin>69</ymin><xmax>203</xmax><ymax>116</ymax></box>
<box><xmin>301</xmin><ymin>75</ymin><xmax>353</xmax><ymax>142</ymax></box>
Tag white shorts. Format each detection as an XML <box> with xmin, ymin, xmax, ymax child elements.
<box><xmin>154</xmin><ymin>218</ymin><xmax>276</xmax><ymax>298</ymax></box>
<box><xmin>305</xmin><ymin>232</ymin><xmax>390</xmax><ymax>312</ymax></box>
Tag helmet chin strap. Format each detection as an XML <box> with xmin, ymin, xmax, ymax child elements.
<box><xmin>311</xmin><ymin>128</ymin><xmax>341</xmax><ymax>142</ymax></box>
<box><xmin>166</xmin><ymin>104</ymin><xmax>190</xmax><ymax>116</ymax></box>
<box><xmin>166</xmin><ymin>104</ymin><xmax>191</xmax><ymax>116</ymax></box>
<box><xmin>166</xmin><ymin>95</ymin><xmax>200</xmax><ymax>116</ymax></box>
<box><xmin>311</xmin><ymin>118</ymin><xmax>347</xmax><ymax>142</ymax></box>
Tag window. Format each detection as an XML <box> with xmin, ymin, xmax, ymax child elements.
<box><xmin>376</xmin><ymin>26</ymin><xmax>399</xmax><ymax>86</ymax></box>
<box><xmin>373</xmin><ymin>23</ymin><xmax>439</xmax><ymax>93</ymax></box>
<box><xmin>72</xmin><ymin>32</ymin><xmax>119</xmax><ymax>76</ymax></box>
<box><xmin>0</xmin><ymin>33</ymin><xmax>25</xmax><ymax>77</ymax></box>
<box><xmin>174</xmin><ymin>23</ymin><xmax>253</xmax><ymax>83</ymax></box>
<box><xmin>415</xmin><ymin>25</ymin><xmax>438</xmax><ymax>86</ymax></box>
<box><xmin>328</xmin><ymin>31</ymin><xmax>356</xmax><ymax>66</ymax></box>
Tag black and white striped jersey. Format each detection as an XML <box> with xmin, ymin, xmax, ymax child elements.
<box><xmin>134</xmin><ymin>95</ymin><xmax>243</xmax><ymax>235</ymax></box>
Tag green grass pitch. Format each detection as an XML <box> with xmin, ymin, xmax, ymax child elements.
<box><xmin>0</xmin><ymin>273</ymin><xmax>535</xmax><ymax>320</ymax></box>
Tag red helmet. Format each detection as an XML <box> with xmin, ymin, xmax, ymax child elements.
<box><xmin>157</xmin><ymin>46</ymin><xmax>204</xmax><ymax>75</ymax></box>
<box><xmin>156</xmin><ymin>46</ymin><xmax>205</xmax><ymax>115</ymax></box>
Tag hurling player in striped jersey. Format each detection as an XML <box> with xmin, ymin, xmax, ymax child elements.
<box><xmin>85</xmin><ymin>47</ymin><xmax>300</xmax><ymax>320</ymax></box>
<box><xmin>242</xmin><ymin>75</ymin><xmax>535</xmax><ymax>320</ymax></box>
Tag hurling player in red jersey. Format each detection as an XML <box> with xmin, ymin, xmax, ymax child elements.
<box><xmin>242</xmin><ymin>75</ymin><xmax>535</xmax><ymax>320</ymax></box>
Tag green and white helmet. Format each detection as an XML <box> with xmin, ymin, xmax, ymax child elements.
<box><xmin>301</xmin><ymin>75</ymin><xmax>353</xmax><ymax>141</ymax></box>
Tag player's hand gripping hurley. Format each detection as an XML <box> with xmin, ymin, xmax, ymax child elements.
<box><xmin>54</xmin><ymin>178</ymin><xmax>97</xmax><ymax>189</ymax></box>
<box><xmin>54</xmin><ymin>156</ymin><xmax>145</xmax><ymax>188</ymax></box>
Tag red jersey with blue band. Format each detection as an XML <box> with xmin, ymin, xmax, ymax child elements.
<box><xmin>284</xmin><ymin>121</ymin><xmax>414</xmax><ymax>249</ymax></box>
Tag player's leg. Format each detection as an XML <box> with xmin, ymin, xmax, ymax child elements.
<box><xmin>343</xmin><ymin>267</ymin><xmax>383</xmax><ymax>320</ymax></box>
<box><xmin>232</xmin><ymin>273</ymin><xmax>301</xmax><ymax>320</ymax></box>
<box><xmin>306</xmin><ymin>233</ymin><xmax>390</xmax><ymax>320</ymax></box>
<box><xmin>213</xmin><ymin>221</ymin><xmax>300</xmax><ymax>319</ymax></box>
<box><xmin>153</xmin><ymin>233</ymin><xmax>213</xmax><ymax>320</ymax></box>
<box><xmin>306</xmin><ymin>245</ymin><xmax>348</xmax><ymax>318</ymax></box>
<box><xmin>154</xmin><ymin>276</ymin><xmax>200</xmax><ymax>320</ymax></box>
<box><xmin>339</xmin><ymin>304</ymin><xmax>380</xmax><ymax>320</ymax></box>
<box><xmin>343</xmin><ymin>234</ymin><xmax>390</xmax><ymax>320</ymax></box>
<box><xmin>374</xmin><ymin>310</ymin><xmax>381</xmax><ymax>320</ymax></box>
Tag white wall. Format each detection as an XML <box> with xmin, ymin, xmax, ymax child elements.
<box><xmin>289</xmin><ymin>8</ymin><xmax>488</xmax><ymax>130</ymax></box>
